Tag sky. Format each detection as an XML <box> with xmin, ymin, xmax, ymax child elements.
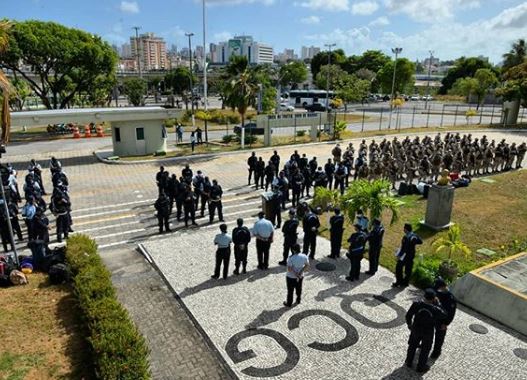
<box><xmin>4</xmin><ymin>0</ymin><xmax>527</xmax><ymax>63</ymax></box>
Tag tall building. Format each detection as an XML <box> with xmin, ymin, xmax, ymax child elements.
<box><xmin>195</xmin><ymin>45</ymin><xmax>204</xmax><ymax>60</ymax></box>
<box><xmin>275</xmin><ymin>48</ymin><xmax>297</xmax><ymax>63</ymax></box>
<box><xmin>121</xmin><ymin>43</ymin><xmax>132</xmax><ymax>58</ymax></box>
<box><xmin>130</xmin><ymin>32</ymin><xmax>168</xmax><ymax>71</ymax></box>
<box><xmin>301</xmin><ymin>46</ymin><xmax>321</xmax><ymax>60</ymax></box>
<box><xmin>211</xmin><ymin>35</ymin><xmax>274</xmax><ymax>65</ymax></box>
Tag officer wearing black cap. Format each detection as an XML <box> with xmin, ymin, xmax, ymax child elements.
<box><xmin>328</xmin><ymin>208</ymin><xmax>344</xmax><ymax>259</ymax></box>
<box><xmin>405</xmin><ymin>288</ymin><xmax>447</xmax><ymax>373</ymax></box>
<box><xmin>209</xmin><ymin>179</ymin><xmax>224</xmax><ymax>223</ymax></box>
<box><xmin>154</xmin><ymin>191</ymin><xmax>171</xmax><ymax>234</ymax></box>
<box><xmin>232</xmin><ymin>218</ymin><xmax>251</xmax><ymax>275</ymax></box>
<box><xmin>431</xmin><ymin>278</ymin><xmax>457</xmax><ymax>359</ymax></box>
<box><xmin>366</xmin><ymin>218</ymin><xmax>385</xmax><ymax>275</ymax></box>
<box><xmin>346</xmin><ymin>223</ymin><xmax>367</xmax><ymax>281</ymax></box>
<box><xmin>279</xmin><ymin>209</ymin><xmax>299</xmax><ymax>266</ymax></box>
<box><xmin>302</xmin><ymin>207</ymin><xmax>321</xmax><ymax>259</ymax></box>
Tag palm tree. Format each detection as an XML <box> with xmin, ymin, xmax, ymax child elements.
<box><xmin>340</xmin><ymin>179</ymin><xmax>402</xmax><ymax>225</ymax></box>
<box><xmin>432</xmin><ymin>224</ymin><xmax>471</xmax><ymax>263</ymax></box>
<box><xmin>503</xmin><ymin>39</ymin><xmax>526</xmax><ymax>72</ymax></box>
<box><xmin>224</xmin><ymin>56</ymin><xmax>259</xmax><ymax>133</ymax></box>
<box><xmin>0</xmin><ymin>21</ymin><xmax>12</xmax><ymax>144</ymax></box>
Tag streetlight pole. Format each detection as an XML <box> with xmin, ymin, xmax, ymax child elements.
<box><xmin>202</xmin><ymin>0</ymin><xmax>209</xmax><ymax>144</ymax></box>
<box><xmin>324</xmin><ymin>43</ymin><xmax>336</xmax><ymax>112</ymax></box>
<box><xmin>388</xmin><ymin>47</ymin><xmax>402</xmax><ymax>129</ymax></box>
<box><xmin>132</xmin><ymin>26</ymin><xmax>142</xmax><ymax>78</ymax></box>
<box><xmin>185</xmin><ymin>32</ymin><xmax>195</xmax><ymax>116</ymax></box>
<box><xmin>425</xmin><ymin>50</ymin><xmax>434</xmax><ymax>110</ymax></box>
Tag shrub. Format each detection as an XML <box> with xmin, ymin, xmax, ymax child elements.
<box><xmin>163</xmin><ymin>118</ymin><xmax>177</xmax><ymax>128</ymax></box>
<box><xmin>227</xmin><ymin>114</ymin><xmax>240</xmax><ymax>124</ymax></box>
<box><xmin>222</xmin><ymin>134</ymin><xmax>235</xmax><ymax>143</ymax></box>
<box><xmin>244</xmin><ymin>134</ymin><xmax>258</xmax><ymax>145</ymax></box>
<box><xmin>296</xmin><ymin>130</ymin><xmax>306</xmax><ymax>137</ymax></box>
<box><xmin>411</xmin><ymin>255</ymin><xmax>441</xmax><ymax>288</ymax></box>
<box><xmin>66</xmin><ymin>235</ymin><xmax>151</xmax><ymax>379</ymax></box>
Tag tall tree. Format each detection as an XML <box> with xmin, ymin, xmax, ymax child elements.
<box><xmin>123</xmin><ymin>78</ymin><xmax>146</xmax><ymax>107</ymax></box>
<box><xmin>311</xmin><ymin>49</ymin><xmax>346</xmax><ymax>79</ymax></box>
<box><xmin>337</xmin><ymin>75</ymin><xmax>370</xmax><ymax>111</ymax></box>
<box><xmin>502</xmin><ymin>39</ymin><xmax>526</xmax><ymax>72</ymax></box>
<box><xmin>8</xmin><ymin>77</ymin><xmax>32</xmax><ymax>111</ymax></box>
<box><xmin>314</xmin><ymin>64</ymin><xmax>349</xmax><ymax>91</ymax></box>
<box><xmin>343</xmin><ymin>50</ymin><xmax>391</xmax><ymax>74</ymax></box>
<box><xmin>0</xmin><ymin>20</ymin><xmax>117</xmax><ymax>109</ymax></box>
<box><xmin>164</xmin><ymin>67</ymin><xmax>197</xmax><ymax>110</ymax></box>
<box><xmin>439</xmin><ymin>57</ymin><xmax>494</xmax><ymax>94</ymax></box>
<box><xmin>496</xmin><ymin>61</ymin><xmax>527</xmax><ymax>107</ymax></box>
<box><xmin>279</xmin><ymin>61</ymin><xmax>308</xmax><ymax>88</ymax></box>
<box><xmin>450</xmin><ymin>77</ymin><xmax>479</xmax><ymax>102</ymax></box>
<box><xmin>473</xmin><ymin>68</ymin><xmax>498</xmax><ymax>108</ymax></box>
<box><xmin>377</xmin><ymin>58</ymin><xmax>415</xmax><ymax>94</ymax></box>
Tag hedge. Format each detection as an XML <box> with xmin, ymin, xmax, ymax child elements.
<box><xmin>66</xmin><ymin>234</ymin><xmax>151</xmax><ymax>380</ymax></box>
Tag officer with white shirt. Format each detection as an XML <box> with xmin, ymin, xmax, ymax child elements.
<box><xmin>252</xmin><ymin>212</ymin><xmax>274</xmax><ymax>270</ymax></box>
<box><xmin>212</xmin><ymin>224</ymin><xmax>232</xmax><ymax>280</ymax></box>
<box><xmin>284</xmin><ymin>244</ymin><xmax>309</xmax><ymax>307</ymax></box>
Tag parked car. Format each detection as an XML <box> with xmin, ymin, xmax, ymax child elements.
<box><xmin>410</xmin><ymin>94</ymin><xmax>421</xmax><ymax>101</ymax></box>
<box><xmin>304</xmin><ymin>103</ymin><xmax>330</xmax><ymax>112</ymax></box>
<box><xmin>233</xmin><ymin>122</ymin><xmax>265</xmax><ymax>135</ymax></box>
<box><xmin>422</xmin><ymin>95</ymin><xmax>434</xmax><ymax>101</ymax></box>
<box><xmin>279</xmin><ymin>103</ymin><xmax>295</xmax><ymax>112</ymax></box>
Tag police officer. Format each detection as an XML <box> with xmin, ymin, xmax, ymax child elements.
<box><xmin>192</xmin><ymin>170</ymin><xmax>206</xmax><ymax>211</ymax></box>
<box><xmin>52</xmin><ymin>188</ymin><xmax>71</xmax><ymax>241</ymax></box>
<box><xmin>175</xmin><ymin>177</ymin><xmax>187</xmax><ymax>221</ymax></box>
<box><xmin>291</xmin><ymin>170</ymin><xmax>304</xmax><ymax>207</ymax></box>
<box><xmin>329</xmin><ymin>208</ymin><xmax>344</xmax><ymax>259</ymax></box>
<box><xmin>8</xmin><ymin>201</ymin><xmax>23</xmax><ymax>241</ymax></box>
<box><xmin>212</xmin><ymin>224</ymin><xmax>232</xmax><ymax>280</ymax></box>
<box><xmin>272</xmin><ymin>171</ymin><xmax>288</xmax><ymax>210</ymax></box>
<box><xmin>356</xmin><ymin>210</ymin><xmax>369</xmax><ymax>232</ymax></box>
<box><xmin>232</xmin><ymin>218</ymin><xmax>251</xmax><ymax>275</ymax></box>
<box><xmin>324</xmin><ymin>158</ymin><xmax>335</xmax><ymax>189</ymax></box>
<box><xmin>254</xmin><ymin>157</ymin><xmax>265</xmax><ymax>190</ymax></box>
<box><xmin>405</xmin><ymin>288</ymin><xmax>447</xmax><ymax>373</ymax></box>
<box><xmin>264</xmin><ymin>161</ymin><xmax>276</xmax><ymax>191</ymax></box>
<box><xmin>270</xmin><ymin>188</ymin><xmax>282</xmax><ymax>228</ymax></box>
<box><xmin>209</xmin><ymin>179</ymin><xmax>224</xmax><ymax>223</ymax></box>
<box><xmin>182</xmin><ymin>164</ymin><xmax>193</xmax><ymax>184</ymax></box>
<box><xmin>366</xmin><ymin>218</ymin><xmax>385</xmax><ymax>275</ymax></box>
<box><xmin>431</xmin><ymin>278</ymin><xmax>457</xmax><ymax>359</ymax></box>
<box><xmin>154</xmin><ymin>191</ymin><xmax>171</xmax><ymax>234</ymax></box>
<box><xmin>302</xmin><ymin>207</ymin><xmax>320</xmax><ymax>259</ymax></box>
<box><xmin>183</xmin><ymin>184</ymin><xmax>197</xmax><ymax>227</ymax></box>
<box><xmin>167</xmin><ymin>174</ymin><xmax>179</xmax><ymax>214</ymax></box>
<box><xmin>346</xmin><ymin>223</ymin><xmax>367</xmax><ymax>281</ymax></box>
<box><xmin>200</xmin><ymin>176</ymin><xmax>212</xmax><ymax>218</ymax></box>
<box><xmin>279</xmin><ymin>209</ymin><xmax>299</xmax><ymax>266</ymax></box>
<box><xmin>393</xmin><ymin>223</ymin><xmax>423</xmax><ymax>287</ymax></box>
<box><xmin>270</xmin><ymin>150</ymin><xmax>281</xmax><ymax>176</ymax></box>
<box><xmin>302</xmin><ymin>167</ymin><xmax>312</xmax><ymax>198</ymax></box>
<box><xmin>156</xmin><ymin>166</ymin><xmax>166</xmax><ymax>195</ymax></box>
<box><xmin>247</xmin><ymin>151</ymin><xmax>257</xmax><ymax>185</ymax></box>
<box><xmin>334</xmin><ymin>162</ymin><xmax>347</xmax><ymax>195</ymax></box>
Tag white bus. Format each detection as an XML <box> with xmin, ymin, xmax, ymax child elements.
<box><xmin>287</xmin><ymin>90</ymin><xmax>335</xmax><ymax>108</ymax></box>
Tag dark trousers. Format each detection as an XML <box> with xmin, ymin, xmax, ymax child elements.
<box><xmin>368</xmin><ymin>245</ymin><xmax>381</xmax><ymax>273</ymax></box>
<box><xmin>327</xmin><ymin>176</ymin><xmax>333</xmax><ymax>189</ymax></box>
<box><xmin>330</xmin><ymin>233</ymin><xmax>342</xmax><ymax>258</ymax></box>
<box><xmin>433</xmin><ymin>327</ymin><xmax>447</xmax><ymax>355</ymax></box>
<box><xmin>283</xmin><ymin>239</ymin><xmax>296</xmax><ymax>261</ymax></box>
<box><xmin>200</xmin><ymin>196</ymin><xmax>209</xmax><ymax>217</ymax></box>
<box><xmin>349</xmin><ymin>255</ymin><xmax>362</xmax><ymax>279</ymax></box>
<box><xmin>157</xmin><ymin>214</ymin><xmax>170</xmax><ymax>233</ymax></box>
<box><xmin>406</xmin><ymin>330</ymin><xmax>434</xmax><ymax>370</ymax></box>
<box><xmin>335</xmin><ymin>179</ymin><xmax>345</xmax><ymax>195</ymax></box>
<box><xmin>265</xmin><ymin>176</ymin><xmax>273</xmax><ymax>191</ymax></box>
<box><xmin>248</xmin><ymin>168</ymin><xmax>255</xmax><ymax>184</ymax></box>
<box><xmin>303</xmin><ymin>231</ymin><xmax>317</xmax><ymax>258</ymax></box>
<box><xmin>234</xmin><ymin>244</ymin><xmax>248</xmax><ymax>273</ymax></box>
<box><xmin>0</xmin><ymin>226</ymin><xmax>12</xmax><ymax>252</ymax></box>
<box><xmin>292</xmin><ymin>190</ymin><xmax>301</xmax><ymax>207</ymax></box>
<box><xmin>184</xmin><ymin>206</ymin><xmax>195</xmax><ymax>226</ymax></box>
<box><xmin>255</xmin><ymin>173</ymin><xmax>264</xmax><ymax>189</ymax></box>
<box><xmin>214</xmin><ymin>247</ymin><xmax>231</xmax><ymax>279</ymax></box>
<box><xmin>302</xmin><ymin>185</ymin><xmax>311</xmax><ymax>197</ymax></box>
<box><xmin>256</xmin><ymin>239</ymin><xmax>271</xmax><ymax>269</ymax></box>
<box><xmin>285</xmin><ymin>276</ymin><xmax>303</xmax><ymax>306</ymax></box>
<box><xmin>24</xmin><ymin>219</ymin><xmax>34</xmax><ymax>241</ymax></box>
<box><xmin>11</xmin><ymin>217</ymin><xmax>23</xmax><ymax>240</ymax></box>
<box><xmin>209</xmin><ymin>201</ymin><xmax>223</xmax><ymax>223</ymax></box>
<box><xmin>396</xmin><ymin>257</ymin><xmax>414</xmax><ymax>285</ymax></box>
<box><xmin>271</xmin><ymin>210</ymin><xmax>281</xmax><ymax>228</ymax></box>
<box><xmin>176</xmin><ymin>199</ymin><xmax>183</xmax><ymax>220</ymax></box>
<box><xmin>56</xmin><ymin>214</ymin><xmax>70</xmax><ymax>242</ymax></box>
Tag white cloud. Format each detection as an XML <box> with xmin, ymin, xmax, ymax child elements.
<box><xmin>369</xmin><ymin>16</ymin><xmax>390</xmax><ymax>27</ymax></box>
<box><xmin>203</xmin><ymin>0</ymin><xmax>275</xmax><ymax>5</ymax></box>
<box><xmin>351</xmin><ymin>1</ymin><xmax>378</xmax><ymax>15</ymax></box>
<box><xmin>301</xmin><ymin>15</ymin><xmax>321</xmax><ymax>24</ymax></box>
<box><xmin>384</xmin><ymin>0</ymin><xmax>480</xmax><ymax>23</ymax></box>
<box><xmin>296</xmin><ymin>0</ymin><xmax>349</xmax><ymax>12</ymax></box>
<box><xmin>119</xmin><ymin>1</ymin><xmax>139</xmax><ymax>14</ymax></box>
<box><xmin>212</xmin><ymin>31</ymin><xmax>234</xmax><ymax>42</ymax></box>
<box><xmin>305</xmin><ymin>2</ymin><xmax>527</xmax><ymax>63</ymax></box>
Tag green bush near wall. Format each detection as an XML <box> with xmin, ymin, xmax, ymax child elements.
<box><xmin>66</xmin><ymin>234</ymin><xmax>151</xmax><ymax>380</ymax></box>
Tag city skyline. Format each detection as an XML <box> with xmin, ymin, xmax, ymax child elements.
<box><xmin>4</xmin><ymin>0</ymin><xmax>527</xmax><ymax>64</ymax></box>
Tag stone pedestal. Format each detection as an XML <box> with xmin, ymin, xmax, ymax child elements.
<box><xmin>422</xmin><ymin>185</ymin><xmax>455</xmax><ymax>230</ymax></box>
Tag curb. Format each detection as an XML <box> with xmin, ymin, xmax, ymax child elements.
<box><xmin>93</xmin><ymin>128</ymin><xmax>527</xmax><ymax>166</ymax></box>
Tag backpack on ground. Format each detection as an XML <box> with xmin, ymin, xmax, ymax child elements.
<box><xmin>9</xmin><ymin>270</ymin><xmax>28</xmax><ymax>286</ymax></box>
<box><xmin>48</xmin><ymin>263</ymin><xmax>71</xmax><ymax>285</ymax></box>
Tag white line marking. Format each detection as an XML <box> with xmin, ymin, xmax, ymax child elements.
<box><xmin>73</xmin><ymin>199</ymin><xmax>153</xmax><ymax>213</ymax></box>
<box><xmin>77</xmin><ymin>221</ymin><xmax>140</xmax><ymax>233</ymax></box>
<box><xmin>75</xmin><ymin>208</ymin><xmax>132</xmax><ymax>219</ymax></box>
<box><xmin>95</xmin><ymin>228</ymin><xmax>146</xmax><ymax>240</ymax></box>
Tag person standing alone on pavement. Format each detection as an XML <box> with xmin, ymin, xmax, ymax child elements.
<box><xmin>252</xmin><ymin>212</ymin><xmax>274</xmax><ymax>270</ymax></box>
<box><xmin>393</xmin><ymin>223</ymin><xmax>423</xmax><ymax>287</ymax></box>
<box><xmin>329</xmin><ymin>208</ymin><xmax>344</xmax><ymax>259</ymax></box>
<box><xmin>283</xmin><ymin>244</ymin><xmax>309</xmax><ymax>307</ymax></box>
<box><xmin>302</xmin><ymin>207</ymin><xmax>320</xmax><ymax>259</ymax></box>
<box><xmin>405</xmin><ymin>288</ymin><xmax>447</xmax><ymax>373</ymax></box>
<box><xmin>212</xmin><ymin>224</ymin><xmax>232</xmax><ymax>280</ymax></box>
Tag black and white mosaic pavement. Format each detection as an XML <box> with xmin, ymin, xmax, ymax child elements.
<box><xmin>143</xmin><ymin>227</ymin><xmax>527</xmax><ymax>379</ymax></box>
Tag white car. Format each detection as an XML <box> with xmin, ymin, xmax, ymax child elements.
<box><xmin>422</xmin><ymin>95</ymin><xmax>434</xmax><ymax>101</ymax></box>
<box><xmin>410</xmin><ymin>95</ymin><xmax>421</xmax><ymax>101</ymax></box>
<box><xmin>279</xmin><ymin>103</ymin><xmax>295</xmax><ymax>112</ymax></box>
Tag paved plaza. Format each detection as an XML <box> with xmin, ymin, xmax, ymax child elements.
<box><xmin>5</xmin><ymin>130</ymin><xmax>527</xmax><ymax>379</ymax></box>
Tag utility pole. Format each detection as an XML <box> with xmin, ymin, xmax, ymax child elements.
<box><xmin>132</xmin><ymin>26</ymin><xmax>142</xmax><ymax>78</ymax></box>
<box><xmin>202</xmin><ymin>0</ymin><xmax>209</xmax><ymax>143</ymax></box>
<box><xmin>185</xmin><ymin>32</ymin><xmax>195</xmax><ymax>114</ymax></box>
<box><xmin>425</xmin><ymin>50</ymin><xmax>434</xmax><ymax>110</ymax></box>
<box><xmin>324</xmin><ymin>43</ymin><xmax>336</xmax><ymax>112</ymax></box>
<box><xmin>388</xmin><ymin>47</ymin><xmax>402</xmax><ymax>129</ymax></box>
